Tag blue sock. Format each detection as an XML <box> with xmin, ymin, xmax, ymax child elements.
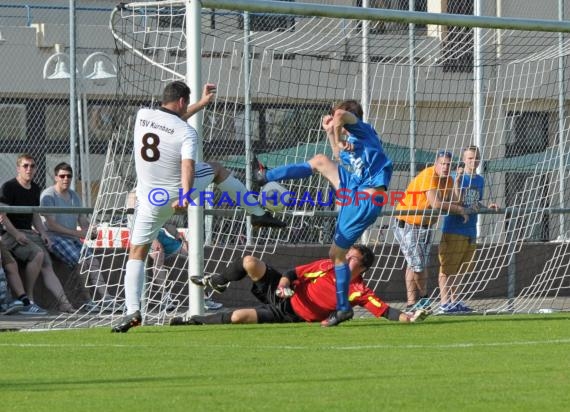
<box><xmin>266</xmin><ymin>162</ymin><xmax>312</xmax><ymax>182</ymax></box>
<box><xmin>334</xmin><ymin>263</ymin><xmax>351</xmax><ymax>311</ymax></box>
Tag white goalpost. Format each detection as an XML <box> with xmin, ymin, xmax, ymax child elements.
<box><xmin>38</xmin><ymin>0</ymin><xmax>570</xmax><ymax>329</ymax></box>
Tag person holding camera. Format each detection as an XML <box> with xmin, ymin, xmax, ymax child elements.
<box><xmin>437</xmin><ymin>146</ymin><xmax>499</xmax><ymax>313</ymax></box>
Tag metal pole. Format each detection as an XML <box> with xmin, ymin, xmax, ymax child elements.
<box><xmin>77</xmin><ymin>95</ymin><xmax>87</xmax><ymax>206</ymax></box>
<box><xmin>203</xmin><ymin>0</ymin><xmax>570</xmax><ymax>33</ymax></box>
<box><xmin>361</xmin><ymin>0</ymin><xmax>370</xmax><ymax>244</ymax></box>
<box><xmin>558</xmin><ymin>0</ymin><xmax>566</xmax><ymax>238</ymax></box>
<box><xmin>361</xmin><ymin>0</ymin><xmax>369</xmax><ymax>122</ymax></box>
<box><xmin>243</xmin><ymin>11</ymin><xmax>253</xmax><ymax>244</ymax></box>
<box><xmin>495</xmin><ymin>0</ymin><xmax>502</xmax><ymax>58</ymax></box>
<box><xmin>69</xmin><ymin>0</ymin><xmax>77</xmax><ymax>190</ymax></box>
<box><xmin>82</xmin><ymin>93</ymin><xmax>92</xmax><ymax>206</ymax></box>
<box><xmin>474</xmin><ymin>0</ymin><xmax>484</xmax><ymax>239</ymax></box>
<box><xmin>187</xmin><ymin>0</ymin><xmax>205</xmax><ymax>316</ymax></box>
<box><xmin>408</xmin><ymin>0</ymin><xmax>417</xmax><ymax>178</ymax></box>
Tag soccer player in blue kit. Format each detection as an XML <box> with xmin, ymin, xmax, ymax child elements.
<box><xmin>253</xmin><ymin>100</ymin><xmax>392</xmax><ymax>326</ymax></box>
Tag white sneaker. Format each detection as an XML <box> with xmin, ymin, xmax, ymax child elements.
<box><xmin>409</xmin><ymin>308</ymin><xmax>430</xmax><ymax>323</ymax></box>
<box><xmin>204</xmin><ymin>298</ymin><xmax>223</xmax><ymax>311</ymax></box>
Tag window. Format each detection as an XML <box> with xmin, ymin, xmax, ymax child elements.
<box><xmin>505</xmin><ymin>111</ymin><xmax>550</xmax><ymax>241</ymax></box>
<box><xmin>87</xmin><ymin>104</ymin><xmax>117</xmax><ymax>141</ymax></box>
<box><xmin>264</xmin><ymin>107</ymin><xmax>323</xmax><ymax>144</ymax></box>
<box><xmin>356</xmin><ymin>0</ymin><xmax>427</xmax><ymax>34</ymax></box>
<box><xmin>442</xmin><ymin>0</ymin><xmax>474</xmax><ymax>73</ymax></box>
<box><xmin>0</xmin><ymin>104</ymin><xmax>26</xmax><ymax>140</ymax></box>
<box><xmin>238</xmin><ymin>0</ymin><xmax>295</xmax><ymax>32</ymax></box>
<box><xmin>45</xmin><ymin>104</ymin><xmax>70</xmax><ymax>140</ymax></box>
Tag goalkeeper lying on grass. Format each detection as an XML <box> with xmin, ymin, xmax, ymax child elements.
<box><xmin>171</xmin><ymin>244</ymin><xmax>429</xmax><ymax>327</ymax></box>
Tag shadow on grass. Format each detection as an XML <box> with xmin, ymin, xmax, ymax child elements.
<box><xmin>347</xmin><ymin>313</ymin><xmax>570</xmax><ymax>328</ymax></box>
<box><xmin>119</xmin><ymin>312</ymin><xmax>570</xmax><ymax>334</ymax></box>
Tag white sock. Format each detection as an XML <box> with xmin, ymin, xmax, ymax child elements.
<box><xmin>217</xmin><ymin>174</ymin><xmax>264</xmax><ymax>216</ymax></box>
<box><xmin>124</xmin><ymin>259</ymin><xmax>145</xmax><ymax>314</ymax></box>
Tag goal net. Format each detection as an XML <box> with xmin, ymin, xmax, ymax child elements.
<box><xmin>39</xmin><ymin>0</ymin><xmax>570</xmax><ymax>329</ymax></box>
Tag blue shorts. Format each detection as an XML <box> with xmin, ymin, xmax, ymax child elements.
<box><xmin>333</xmin><ymin>166</ymin><xmax>387</xmax><ymax>249</ymax></box>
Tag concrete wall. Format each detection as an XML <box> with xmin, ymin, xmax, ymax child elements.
<box><xmin>28</xmin><ymin>242</ymin><xmax>570</xmax><ymax>310</ymax></box>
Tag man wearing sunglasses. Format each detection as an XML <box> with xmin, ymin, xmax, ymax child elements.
<box><xmin>40</xmin><ymin>162</ymin><xmax>115</xmax><ymax>311</ymax></box>
<box><xmin>0</xmin><ymin>153</ymin><xmax>74</xmax><ymax>313</ymax></box>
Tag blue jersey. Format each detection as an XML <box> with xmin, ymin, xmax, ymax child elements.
<box><xmin>339</xmin><ymin>119</ymin><xmax>393</xmax><ymax>189</ymax></box>
<box><xmin>442</xmin><ymin>173</ymin><xmax>484</xmax><ymax>239</ymax></box>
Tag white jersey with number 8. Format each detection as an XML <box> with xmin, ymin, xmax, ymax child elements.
<box><xmin>133</xmin><ymin>107</ymin><xmax>197</xmax><ymax>200</ymax></box>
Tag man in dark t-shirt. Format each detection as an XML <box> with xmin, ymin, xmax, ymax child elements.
<box><xmin>0</xmin><ymin>153</ymin><xmax>74</xmax><ymax>313</ymax></box>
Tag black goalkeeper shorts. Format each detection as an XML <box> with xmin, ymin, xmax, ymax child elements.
<box><xmin>251</xmin><ymin>264</ymin><xmax>302</xmax><ymax>324</ymax></box>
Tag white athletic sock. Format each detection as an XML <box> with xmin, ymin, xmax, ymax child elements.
<box><xmin>124</xmin><ymin>259</ymin><xmax>145</xmax><ymax>314</ymax></box>
<box><xmin>217</xmin><ymin>174</ymin><xmax>265</xmax><ymax>216</ymax></box>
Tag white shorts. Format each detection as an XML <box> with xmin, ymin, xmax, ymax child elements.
<box><xmin>130</xmin><ymin>162</ymin><xmax>215</xmax><ymax>246</ymax></box>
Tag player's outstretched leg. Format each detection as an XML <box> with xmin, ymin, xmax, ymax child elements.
<box><xmin>251</xmin><ymin>156</ymin><xmax>268</xmax><ymax>188</ymax></box>
<box><xmin>170</xmin><ymin>312</ymin><xmax>232</xmax><ymax>326</ymax></box>
<box><xmin>251</xmin><ymin>156</ymin><xmax>312</xmax><ymax>188</ymax></box>
<box><xmin>111</xmin><ymin>310</ymin><xmax>142</xmax><ymax>333</ymax></box>
<box><xmin>190</xmin><ymin>257</ymin><xmax>249</xmax><ymax>294</ymax></box>
<box><xmin>190</xmin><ymin>274</ymin><xmax>229</xmax><ymax>294</ymax></box>
<box><xmin>213</xmin><ymin>162</ymin><xmax>286</xmax><ymax>229</ymax></box>
<box><xmin>321</xmin><ymin>308</ymin><xmax>354</xmax><ymax>327</ymax></box>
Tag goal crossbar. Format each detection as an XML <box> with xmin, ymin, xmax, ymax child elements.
<box><xmin>198</xmin><ymin>0</ymin><xmax>570</xmax><ymax>33</ymax></box>
<box><xmin>120</xmin><ymin>0</ymin><xmax>570</xmax><ymax>33</ymax></box>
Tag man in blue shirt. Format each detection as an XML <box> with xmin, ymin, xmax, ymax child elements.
<box><xmin>253</xmin><ymin>100</ymin><xmax>392</xmax><ymax>326</ymax></box>
<box><xmin>438</xmin><ymin>146</ymin><xmax>498</xmax><ymax>313</ymax></box>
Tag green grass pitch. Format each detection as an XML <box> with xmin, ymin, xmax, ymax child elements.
<box><xmin>1</xmin><ymin>314</ymin><xmax>569</xmax><ymax>411</ymax></box>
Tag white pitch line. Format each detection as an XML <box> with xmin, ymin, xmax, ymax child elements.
<box><xmin>0</xmin><ymin>338</ymin><xmax>569</xmax><ymax>350</ymax></box>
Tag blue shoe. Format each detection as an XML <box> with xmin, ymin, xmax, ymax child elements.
<box><xmin>444</xmin><ymin>303</ymin><xmax>462</xmax><ymax>313</ymax></box>
<box><xmin>437</xmin><ymin>303</ymin><xmax>451</xmax><ymax>314</ymax></box>
<box><xmin>413</xmin><ymin>298</ymin><xmax>432</xmax><ymax>310</ymax></box>
<box><xmin>441</xmin><ymin>302</ymin><xmax>472</xmax><ymax>314</ymax></box>
<box><xmin>454</xmin><ymin>301</ymin><xmax>473</xmax><ymax>312</ymax></box>
<box><xmin>0</xmin><ymin>299</ymin><xmax>24</xmax><ymax>315</ymax></box>
<box><xmin>19</xmin><ymin>302</ymin><xmax>48</xmax><ymax>316</ymax></box>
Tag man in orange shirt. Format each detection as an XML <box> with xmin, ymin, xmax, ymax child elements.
<box><xmin>393</xmin><ymin>150</ymin><xmax>468</xmax><ymax>311</ymax></box>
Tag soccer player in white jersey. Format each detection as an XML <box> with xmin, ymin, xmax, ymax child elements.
<box><xmin>112</xmin><ymin>81</ymin><xmax>285</xmax><ymax>332</ymax></box>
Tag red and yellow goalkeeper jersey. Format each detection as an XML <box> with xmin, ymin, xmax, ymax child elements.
<box><xmin>290</xmin><ymin>259</ymin><xmax>388</xmax><ymax>322</ymax></box>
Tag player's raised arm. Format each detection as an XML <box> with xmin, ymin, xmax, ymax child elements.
<box><xmin>332</xmin><ymin>109</ymin><xmax>358</xmax><ymax>152</ymax></box>
<box><xmin>182</xmin><ymin>83</ymin><xmax>216</xmax><ymax>121</ymax></box>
